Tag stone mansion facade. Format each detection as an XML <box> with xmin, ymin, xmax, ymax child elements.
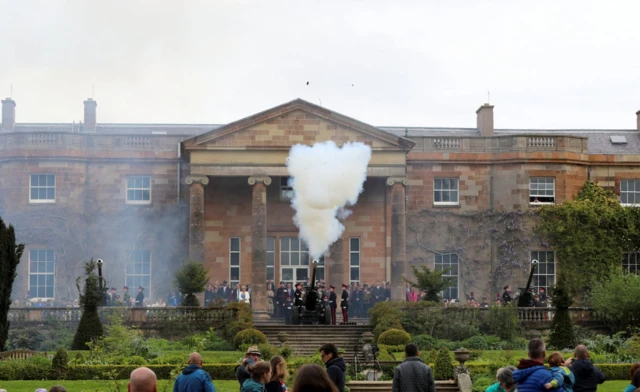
<box><xmin>2</xmin><ymin>97</ymin><xmax>640</xmax><ymax>312</ymax></box>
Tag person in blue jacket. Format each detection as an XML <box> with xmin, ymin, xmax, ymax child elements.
<box><xmin>513</xmin><ymin>339</ymin><xmax>553</xmax><ymax>392</ymax></box>
<box><xmin>173</xmin><ymin>352</ymin><xmax>216</xmax><ymax>392</ymax></box>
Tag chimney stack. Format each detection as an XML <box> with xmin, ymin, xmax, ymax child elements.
<box><xmin>1</xmin><ymin>98</ymin><xmax>16</xmax><ymax>131</ymax></box>
<box><xmin>83</xmin><ymin>98</ymin><xmax>97</xmax><ymax>131</ymax></box>
<box><xmin>636</xmin><ymin>110</ymin><xmax>640</xmax><ymax>131</ymax></box>
<box><xmin>476</xmin><ymin>103</ymin><xmax>494</xmax><ymax>137</ymax></box>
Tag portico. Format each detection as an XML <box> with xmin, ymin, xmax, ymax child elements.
<box><xmin>181</xmin><ymin>99</ymin><xmax>414</xmax><ymax>312</ymax></box>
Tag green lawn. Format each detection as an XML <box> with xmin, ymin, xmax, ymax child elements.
<box><xmin>0</xmin><ymin>379</ymin><xmax>240</xmax><ymax>392</ymax></box>
<box><xmin>0</xmin><ymin>380</ymin><xmax>627</xmax><ymax>392</ymax></box>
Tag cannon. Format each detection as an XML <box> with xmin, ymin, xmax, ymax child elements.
<box><xmin>517</xmin><ymin>259</ymin><xmax>539</xmax><ymax>307</ymax></box>
<box><xmin>292</xmin><ymin>260</ymin><xmax>332</xmax><ymax>325</ymax></box>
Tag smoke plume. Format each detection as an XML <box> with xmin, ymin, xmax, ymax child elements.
<box><xmin>286</xmin><ymin>141</ymin><xmax>372</xmax><ymax>259</ymax></box>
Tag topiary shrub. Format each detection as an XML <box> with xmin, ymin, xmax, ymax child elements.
<box><xmin>433</xmin><ymin>346</ymin><xmax>454</xmax><ymax>380</ymax></box>
<box><xmin>369</xmin><ymin>301</ymin><xmax>403</xmax><ymax>340</ymax></box>
<box><xmin>378</xmin><ymin>329</ymin><xmax>411</xmax><ymax>346</ymax></box>
<box><xmin>548</xmin><ymin>283</ymin><xmax>576</xmax><ymax>349</ymax></box>
<box><xmin>72</xmin><ymin>260</ymin><xmax>105</xmax><ymax>350</ymax></box>
<box><xmin>51</xmin><ymin>347</ymin><xmax>69</xmax><ymax>379</ymax></box>
<box><xmin>233</xmin><ymin>328</ymin><xmax>268</xmax><ymax>348</ymax></box>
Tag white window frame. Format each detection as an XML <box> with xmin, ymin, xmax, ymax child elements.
<box><xmin>620</xmin><ymin>180</ymin><xmax>640</xmax><ymax>206</ymax></box>
<box><xmin>623</xmin><ymin>252</ymin><xmax>640</xmax><ymax>274</ymax></box>
<box><xmin>349</xmin><ymin>237</ymin><xmax>360</xmax><ymax>284</ymax></box>
<box><xmin>29</xmin><ymin>174</ymin><xmax>56</xmax><ymax>203</ymax></box>
<box><xmin>280</xmin><ymin>177</ymin><xmax>294</xmax><ymax>201</ymax></box>
<box><xmin>230</xmin><ymin>237</ymin><xmax>241</xmax><ymax>287</ymax></box>
<box><xmin>435</xmin><ymin>252</ymin><xmax>459</xmax><ymax>300</ymax></box>
<box><xmin>267</xmin><ymin>237</ymin><xmax>275</xmax><ymax>282</ymax></box>
<box><xmin>530</xmin><ymin>177</ymin><xmax>555</xmax><ymax>205</ymax></box>
<box><xmin>279</xmin><ymin>237</ymin><xmax>310</xmax><ymax>286</ymax></box>
<box><xmin>28</xmin><ymin>249</ymin><xmax>55</xmax><ymax>299</ymax></box>
<box><xmin>531</xmin><ymin>250</ymin><xmax>555</xmax><ymax>292</ymax></box>
<box><xmin>126</xmin><ymin>250</ymin><xmax>152</xmax><ymax>301</ymax></box>
<box><xmin>126</xmin><ymin>176</ymin><xmax>152</xmax><ymax>205</ymax></box>
<box><xmin>434</xmin><ymin>178</ymin><xmax>459</xmax><ymax>206</ymax></box>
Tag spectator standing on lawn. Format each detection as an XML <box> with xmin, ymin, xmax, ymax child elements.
<box><xmin>265</xmin><ymin>355</ymin><xmax>289</xmax><ymax>392</ymax></box>
<box><xmin>241</xmin><ymin>362</ymin><xmax>271</xmax><ymax>392</ymax></box>
<box><xmin>513</xmin><ymin>338</ymin><xmax>553</xmax><ymax>392</ymax></box>
<box><xmin>565</xmin><ymin>345</ymin><xmax>605</xmax><ymax>392</ymax></box>
<box><xmin>319</xmin><ymin>343</ymin><xmax>345</xmax><ymax>392</ymax></box>
<box><xmin>291</xmin><ymin>364</ymin><xmax>338</xmax><ymax>392</ymax></box>
<box><xmin>128</xmin><ymin>367</ymin><xmax>158</xmax><ymax>392</ymax></box>
<box><xmin>623</xmin><ymin>364</ymin><xmax>640</xmax><ymax>392</ymax></box>
<box><xmin>237</xmin><ymin>346</ymin><xmax>263</xmax><ymax>388</ymax></box>
<box><xmin>173</xmin><ymin>352</ymin><xmax>216</xmax><ymax>392</ymax></box>
<box><xmin>392</xmin><ymin>343</ymin><xmax>436</xmax><ymax>392</ymax></box>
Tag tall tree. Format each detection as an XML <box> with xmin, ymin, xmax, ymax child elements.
<box><xmin>406</xmin><ymin>265</ymin><xmax>454</xmax><ymax>302</ymax></box>
<box><xmin>535</xmin><ymin>180</ymin><xmax>638</xmax><ymax>296</ymax></box>
<box><xmin>174</xmin><ymin>261</ymin><xmax>210</xmax><ymax>306</ymax></box>
<box><xmin>71</xmin><ymin>260</ymin><xmax>106</xmax><ymax>350</ymax></box>
<box><xmin>0</xmin><ymin>216</ymin><xmax>25</xmax><ymax>352</ymax></box>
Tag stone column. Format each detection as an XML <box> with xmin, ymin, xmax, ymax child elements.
<box><xmin>387</xmin><ymin>177</ymin><xmax>408</xmax><ymax>301</ymax></box>
<box><xmin>248</xmin><ymin>175</ymin><xmax>271</xmax><ymax>317</ymax></box>
<box><xmin>186</xmin><ymin>175</ymin><xmax>209</xmax><ymax>263</ymax></box>
<box><xmin>328</xmin><ymin>237</ymin><xmax>345</xmax><ymax>306</ymax></box>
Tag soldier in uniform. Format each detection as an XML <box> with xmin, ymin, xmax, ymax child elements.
<box><xmin>294</xmin><ymin>283</ymin><xmax>304</xmax><ymax>316</ymax></box>
<box><xmin>480</xmin><ymin>297</ymin><xmax>489</xmax><ymax>308</ymax></box>
<box><xmin>328</xmin><ymin>285</ymin><xmax>337</xmax><ymax>325</ymax></box>
<box><xmin>275</xmin><ymin>281</ymin><xmax>287</xmax><ymax>318</ymax></box>
<box><xmin>283</xmin><ymin>295</ymin><xmax>294</xmax><ymax>325</ymax></box>
<box><xmin>122</xmin><ymin>286</ymin><xmax>131</xmax><ymax>306</ymax></box>
<box><xmin>135</xmin><ymin>286</ymin><xmax>145</xmax><ymax>307</ymax></box>
<box><xmin>341</xmin><ymin>283</ymin><xmax>349</xmax><ymax>323</ymax></box>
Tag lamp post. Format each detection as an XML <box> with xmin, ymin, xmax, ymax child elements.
<box><xmin>97</xmin><ymin>259</ymin><xmax>105</xmax><ymax>306</ymax></box>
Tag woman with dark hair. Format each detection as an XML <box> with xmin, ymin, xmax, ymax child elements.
<box><xmin>624</xmin><ymin>365</ymin><xmax>640</xmax><ymax>392</ymax></box>
<box><xmin>291</xmin><ymin>364</ymin><xmax>338</xmax><ymax>392</ymax></box>
<box><xmin>266</xmin><ymin>356</ymin><xmax>288</xmax><ymax>392</ymax></box>
<box><xmin>241</xmin><ymin>362</ymin><xmax>271</xmax><ymax>392</ymax></box>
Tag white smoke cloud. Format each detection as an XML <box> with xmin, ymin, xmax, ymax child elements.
<box><xmin>286</xmin><ymin>141</ymin><xmax>372</xmax><ymax>259</ymax></box>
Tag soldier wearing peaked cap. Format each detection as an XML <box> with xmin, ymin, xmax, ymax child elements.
<box><xmin>328</xmin><ymin>285</ymin><xmax>337</xmax><ymax>325</ymax></box>
<box><xmin>341</xmin><ymin>284</ymin><xmax>349</xmax><ymax>323</ymax></box>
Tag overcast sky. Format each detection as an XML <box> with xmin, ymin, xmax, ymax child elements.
<box><xmin>1</xmin><ymin>0</ymin><xmax>639</xmax><ymax>129</ymax></box>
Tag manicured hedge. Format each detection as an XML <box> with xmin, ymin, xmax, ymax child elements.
<box><xmin>68</xmin><ymin>364</ymin><xmax>239</xmax><ymax>380</ymax></box>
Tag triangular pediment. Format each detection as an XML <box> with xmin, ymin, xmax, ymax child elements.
<box><xmin>182</xmin><ymin>99</ymin><xmax>414</xmax><ymax>151</ymax></box>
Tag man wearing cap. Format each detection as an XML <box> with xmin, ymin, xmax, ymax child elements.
<box><xmin>123</xmin><ymin>286</ymin><xmax>131</xmax><ymax>306</ymax></box>
<box><xmin>135</xmin><ymin>286</ymin><xmax>145</xmax><ymax>307</ymax></box>
<box><xmin>275</xmin><ymin>281</ymin><xmax>287</xmax><ymax>318</ymax></box>
<box><xmin>341</xmin><ymin>284</ymin><xmax>349</xmax><ymax>323</ymax></box>
<box><xmin>328</xmin><ymin>286</ymin><xmax>337</xmax><ymax>325</ymax></box>
<box><xmin>236</xmin><ymin>346</ymin><xmax>262</xmax><ymax>388</ymax></box>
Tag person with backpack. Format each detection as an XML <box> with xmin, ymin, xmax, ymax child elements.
<box><xmin>545</xmin><ymin>352</ymin><xmax>575</xmax><ymax>392</ymax></box>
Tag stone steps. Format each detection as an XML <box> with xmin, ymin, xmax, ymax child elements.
<box><xmin>256</xmin><ymin>324</ymin><xmax>372</xmax><ymax>360</ymax></box>
<box><xmin>347</xmin><ymin>380</ymin><xmax>459</xmax><ymax>392</ymax></box>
